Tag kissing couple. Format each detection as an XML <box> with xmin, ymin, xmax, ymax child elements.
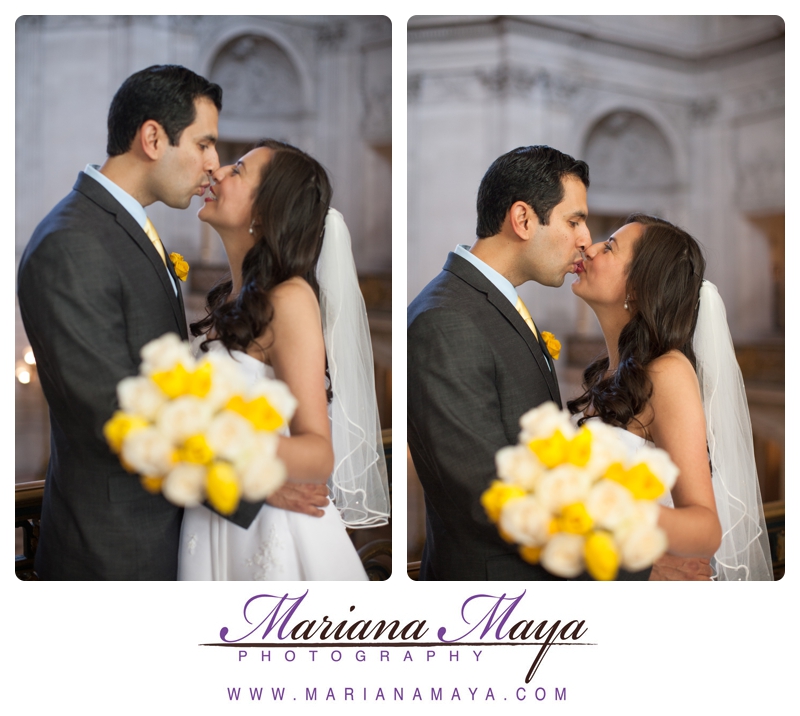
<box><xmin>18</xmin><ymin>65</ymin><xmax>389</xmax><ymax>581</ymax></box>
<box><xmin>408</xmin><ymin>145</ymin><xmax>772</xmax><ymax>581</ymax></box>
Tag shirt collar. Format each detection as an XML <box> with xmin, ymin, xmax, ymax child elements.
<box><xmin>454</xmin><ymin>244</ymin><xmax>518</xmax><ymax>307</ymax></box>
<box><xmin>85</xmin><ymin>164</ymin><xmax>148</xmax><ymax>229</ymax></box>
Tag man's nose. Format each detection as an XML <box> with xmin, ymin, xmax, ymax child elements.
<box><xmin>577</xmin><ymin>225</ymin><xmax>591</xmax><ymax>252</ymax></box>
<box><xmin>205</xmin><ymin>147</ymin><xmax>220</xmax><ymax>175</ymax></box>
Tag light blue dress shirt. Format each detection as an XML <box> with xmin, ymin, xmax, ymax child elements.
<box><xmin>85</xmin><ymin>164</ymin><xmax>177</xmax><ymax>294</ymax></box>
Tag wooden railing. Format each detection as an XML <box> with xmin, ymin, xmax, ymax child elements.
<box><xmin>15</xmin><ymin>430</ymin><xmax>393</xmax><ymax>581</ymax></box>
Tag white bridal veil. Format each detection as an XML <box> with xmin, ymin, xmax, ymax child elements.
<box><xmin>693</xmin><ymin>280</ymin><xmax>773</xmax><ymax>580</ymax></box>
<box><xmin>317</xmin><ymin>209</ymin><xmax>391</xmax><ymax>528</ymax></box>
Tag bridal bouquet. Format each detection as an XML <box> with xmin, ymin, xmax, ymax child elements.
<box><xmin>103</xmin><ymin>333</ymin><xmax>295</xmax><ymax>515</ymax></box>
<box><xmin>482</xmin><ymin>403</ymin><xmax>676</xmax><ymax>580</ymax></box>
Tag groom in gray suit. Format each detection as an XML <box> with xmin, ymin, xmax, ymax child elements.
<box><xmin>408</xmin><ymin>146</ymin><xmax>589</xmax><ymax>580</ymax></box>
<box><xmin>18</xmin><ymin>66</ymin><xmax>326</xmax><ymax>580</ymax></box>
<box><xmin>409</xmin><ymin>145</ymin><xmax>650</xmax><ymax>581</ymax></box>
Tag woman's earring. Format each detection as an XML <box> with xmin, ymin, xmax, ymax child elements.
<box><xmin>624</xmin><ymin>295</ymin><xmax>630</xmax><ymax>311</ymax></box>
<box><xmin>249</xmin><ymin>222</ymin><xmax>255</xmax><ymax>235</ymax></box>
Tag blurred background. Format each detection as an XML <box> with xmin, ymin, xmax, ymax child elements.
<box><xmin>15</xmin><ymin>15</ymin><xmax>392</xmax><ymax>481</ymax></box>
<box><xmin>406</xmin><ymin>16</ymin><xmax>784</xmax><ymax>569</ymax></box>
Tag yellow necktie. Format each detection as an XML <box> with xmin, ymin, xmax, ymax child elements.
<box><xmin>515</xmin><ymin>296</ymin><xmax>539</xmax><ymax>339</ymax></box>
<box><xmin>143</xmin><ymin>218</ymin><xmax>167</xmax><ymax>267</ymax></box>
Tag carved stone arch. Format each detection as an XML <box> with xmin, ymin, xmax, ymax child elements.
<box><xmin>200</xmin><ymin>28</ymin><xmax>313</xmax><ymax>121</ymax></box>
<box><xmin>574</xmin><ymin>99</ymin><xmax>688</xmax><ymax>192</ymax></box>
<box><xmin>582</xmin><ymin>110</ymin><xmax>676</xmax><ymax>192</ymax></box>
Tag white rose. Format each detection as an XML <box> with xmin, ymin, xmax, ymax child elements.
<box><xmin>618</xmin><ymin>524</ymin><xmax>668</xmax><ymax>571</ymax></box>
<box><xmin>540</xmin><ymin>533</ymin><xmax>585</xmax><ymax>578</ymax></box>
<box><xmin>614</xmin><ymin>500</ymin><xmax>661</xmax><ymax>542</ymax></box>
<box><xmin>121</xmin><ymin>427</ymin><xmax>174</xmax><ymax>476</ymax></box>
<box><xmin>240</xmin><ymin>439</ymin><xmax>286</xmax><ymax>501</ymax></box>
<box><xmin>201</xmin><ymin>352</ymin><xmax>249</xmax><ymax>410</ymax></box>
<box><xmin>156</xmin><ymin>396</ymin><xmax>214</xmax><ymax>444</ymax></box>
<box><xmin>495</xmin><ymin>445</ymin><xmax>544</xmax><ymax>489</ymax></box>
<box><xmin>249</xmin><ymin>377</ymin><xmax>297</xmax><ymax>424</ymax></box>
<box><xmin>139</xmin><ymin>333</ymin><xmax>195</xmax><ymax>375</ymax></box>
<box><xmin>117</xmin><ymin>375</ymin><xmax>167</xmax><ymax>421</ymax></box>
<box><xmin>536</xmin><ymin>464</ymin><xmax>593</xmax><ymax>512</ymax></box>
<box><xmin>519</xmin><ymin>402</ymin><xmax>575</xmax><ymax>443</ymax></box>
<box><xmin>498</xmin><ymin>495</ymin><xmax>551</xmax><ymax>547</ymax></box>
<box><xmin>586</xmin><ymin>479</ymin><xmax>635</xmax><ymax>530</ymax></box>
<box><xmin>581</xmin><ymin>420</ymin><xmax>630</xmax><ymax>479</ymax></box>
<box><xmin>630</xmin><ymin>445</ymin><xmax>680</xmax><ymax>493</ymax></box>
<box><xmin>162</xmin><ymin>463</ymin><xmax>207</xmax><ymax>507</ymax></box>
<box><xmin>206</xmin><ymin>411</ymin><xmax>257</xmax><ymax>463</ymax></box>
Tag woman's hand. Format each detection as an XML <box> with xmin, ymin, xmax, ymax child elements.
<box><xmin>266</xmin><ymin>483</ymin><xmax>329</xmax><ymax>517</ymax></box>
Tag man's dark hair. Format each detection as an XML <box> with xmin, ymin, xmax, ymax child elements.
<box><xmin>106</xmin><ymin>65</ymin><xmax>223</xmax><ymax>156</ymax></box>
<box><xmin>475</xmin><ymin>145</ymin><xmax>590</xmax><ymax>238</ymax></box>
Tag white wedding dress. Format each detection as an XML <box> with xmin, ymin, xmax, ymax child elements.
<box><xmin>177</xmin><ymin>342</ymin><xmax>368</xmax><ymax>581</ymax></box>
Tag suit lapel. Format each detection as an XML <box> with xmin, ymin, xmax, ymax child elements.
<box><xmin>75</xmin><ymin>173</ymin><xmax>188</xmax><ymax>339</ymax></box>
<box><xmin>445</xmin><ymin>253</ymin><xmax>561</xmax><ymax>404</ymax></box>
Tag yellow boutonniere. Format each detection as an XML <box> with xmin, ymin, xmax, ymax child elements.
<box><xmin>169</xmin><ymin>252</ymin><xmax>189</xmax><ymax>281</ymax></box>
<box><xmin>541</xmin><ymin>331</ymin><xmax>561</xmax><ymax>360</ymax></box>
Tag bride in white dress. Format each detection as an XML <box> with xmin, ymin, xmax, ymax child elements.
<box><xmin>178</xmin><ymin>140</ymin><xmax>389</xmax><ymax>580</ymax></box>
<box><xmin>570</xmin><ymin>213</ymin><xmax>772</xmax><ymax>581</ymax></box>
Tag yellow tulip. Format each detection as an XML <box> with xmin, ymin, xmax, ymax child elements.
<box><xmin>103</xmin><ymin>411</ymin><xmax>149</xmax><ymax>453</ymax></box>
<box><xmin>519</xmin><ymin>545</ymin><xmax>543</xmax><ymax>564</ymax></box>
<box><xmin>623</xmin><ymin>463</ymin><xmax>665</xmax><ymax>500</ymax></box>
<box><xmin>566</xmin><ymin>426</ymin><xmax>592</xmax><ymax>467</ymax></box>
<box><xmin>140</xmin><ymin>475</ymin><xmax>164</xmax><ymax>494</ymax></box>
<box><xmin>207</xmin><ymin>461</ymin><xmax>241</xmax><ymax>515</ymax></box>
<box><xmin>176</xmin><ymin>434</ymin><xmax>214</xmax><ymax>465</ymax></box>
<box><xmin>585</xmin><ymin>531</ymin><xmax>620</xmax><ymax>581</ymax></box>
<box><xmin>226</xmin><ymin>395</ymin><xmax>285</xmax><ymax>432</ymax></box>
<box><xmin>558</xmin><ymin>502</ymin><xmax>594</xmax><ymax>535</ymax></box>
<box><xmin>528</xmin><ymin>429</ymin><xmax>569</xmax><ymax>468</ymax></box>
<box><xmin>480</xmin><ymin>481</ymin><xmax>527</xmax><ymax>523</ymax></box>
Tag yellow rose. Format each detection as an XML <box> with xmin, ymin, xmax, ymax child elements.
<box><xmin>103</xmin><ymin>411</ymin><xmax>149</xmax><ymax>453</ymax></box>
<box><xmin>558</xmin><ymin>502</ymin><xmax>594</xmax><ymax>535</ymax></box>
<box><xmin>480</xmin><ymin>480</ymin><xmax>527</xmax><ymax>523</ymax></box>
<box><xmin>207</xmin><ymin>461</ymin><xmax>241</xmax><ymax>515</ymax></box>
<box><xmin>169</xmin><ymin>252</ymin><xmax>189</xmax><ymax>281</ymax></box>
<box><xmin>541</xmin><ymin>331</ymin><xmax>561</xmax><ymax>360</ymax></box>
<box><xmin>584</xmin><ymin>531</ymin><xmax>620</xmax><ymax>581</ymax></box>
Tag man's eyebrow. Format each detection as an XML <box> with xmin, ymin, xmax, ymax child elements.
<box><xmin>568</xmin><ymin>210</ymin><xmax>588</xmax><ymax>220</ymax></box>
<box><xmin>200</xmin><ymin>134</ymin><xmax>218</xmax><ymax>145</ymax></box>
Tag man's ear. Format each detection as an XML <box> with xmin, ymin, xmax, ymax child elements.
<box><xmin>138</xmin><ymin>119</ymin><xmax>166</xmax><ymax>161</ymax></box>
<box><xmin>508</xmin><ymin>201</ymin><xmax>539</xmax><ymax>240</ymax></box>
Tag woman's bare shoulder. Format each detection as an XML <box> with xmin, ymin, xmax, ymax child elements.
<box><xmin>646</xmin><ymin>349</ymin><xmax>702</xmax><ymax>420</ymax></box>
<box><xmin>269</xmin><ymin>277</ymin><xmax>320</xmax><ymax>319</ymax></box>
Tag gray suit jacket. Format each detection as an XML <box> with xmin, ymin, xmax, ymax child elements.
<box><xmin>17</xmin><ymin>172</ymin><xmax>260</xmax><ymax>580</ymax></box>
<box><xmin>408</xmin><ymin>252</ymin><xmax>650</xmax><ymax>581</ymax></box>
